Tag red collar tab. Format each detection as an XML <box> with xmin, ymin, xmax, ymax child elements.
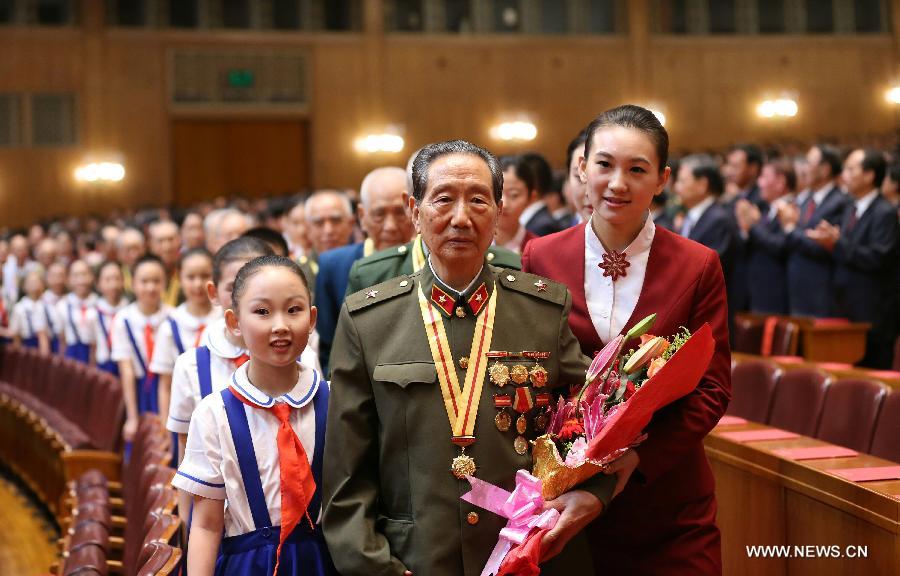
<box><xmin>467</xmin><ymin>282</ymin><xmax>489</xmax><ymax>316</ymax></box>
<box><xmin>430</xmin><ymin>283</ymin><xmax>456</xmax><ymax>317</ymax></box>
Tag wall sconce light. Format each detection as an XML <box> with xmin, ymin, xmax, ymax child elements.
<box><xmin>756</xmin><ymin>97</ymin><xmax>798</xmax><ymax>119</ymax></box>
<box><xmin>354</xmin><ymin>129</ymin><xmax>405</xmax><ymax>154</ymax></box>
<box><xmin>885</xmin><ymin>86</ymin><xmax>900</xmax><ymax>104</ymax></box>
<box><xmin>489</xmin><ymin>120</ymin><xmax>537</xmax><ymax>142</ymax></box>
<box><xmin>648</xmin><ymin>109</ymin><xmax>666</xmax><ymax>126</ymax></box>
<box><xmin>74</xmin><ymin>161</ymin><xmax>125</xmax><ymax>183</ymax></box>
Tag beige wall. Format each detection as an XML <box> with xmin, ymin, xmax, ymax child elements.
<box><xmin>0</xmin><ymin>0</ymin><xmax>898</xmax><ymax>227</ymax></box>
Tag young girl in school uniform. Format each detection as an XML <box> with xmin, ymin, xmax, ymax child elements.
<box><xmin>174</xmin><ymin>255</ymin><xmax>335</xmax><ymax>576</ymax></box>
<box><xmin>167</xmin><ymin>238</ymin><xmax>273</xmax><ymax>451</ymax></box>
<box><xmin>111</xmin><ymin>254</ymin><xmax>172</xmax><ymax>443</ymax></box>
<box><xmin>11</xmin><ymin>269</ymin><xmax>51</xmax><ymax>354</ymax></box>
<box><xmin>41</xmin><ymin>261</ymin><xmax>66</xmax><ymax>354</ymax></box>
<box><xmin>153</xmin><ymin>248</ymin><xmax>217</xmax><ymax>426</ymax></box>
<box><xmin>56</xmin><ymin>260</ymin><xmax>97</xmax><ymax>364</ymax></box>
<box><xmin>92</xmin><ymin>261</ymin><xmax>128</xmax><ymax>376</ymax></box>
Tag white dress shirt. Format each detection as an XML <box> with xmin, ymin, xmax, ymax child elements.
<box><xmin>853</xmin><ymin>189</ymin><xmax>880</xmax><ymax>219</ymax></box>
<box><xmin>681</xmin><ymin>196</ymin><xmax>715</xmax><ymax>238</ymax></box>
<box><xmin>584</xmin><ymin>214</ymin><xmax>656</xmax><ymax>343</ymax></box>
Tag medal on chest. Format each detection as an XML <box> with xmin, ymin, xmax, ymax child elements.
<box><xmin>417</xmin><ymin>284</ymin><xmax>498</xmax><ymax>479</ymax></box>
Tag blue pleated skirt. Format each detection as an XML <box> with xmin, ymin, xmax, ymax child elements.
<box><xmin>49</xmin><ymin>337</ymin><xmax>59</xmax><ymax>354</ymax></box>
<box><xmin>21</xmin><ymin>336</ymin><xmax>39</xmax><ymax>349</ymax></box>
<box><xmin>97</xmin><ymin>360</ymin><xmax>119</xmax><ymax>377</ymax></box>
<box><xmin>216</xmin><ymin>524</ymin><xmax>336</xmax><ymax>576</ymax></box>
<box><xmin>65</xmin><ymin>342</ymin><xmax>91</xmax><ymax>364</ymax></box>
<box><xmin>138</xmin><ymin>374</ymin><xmax>159</xmax><ymax>414</ymax></box>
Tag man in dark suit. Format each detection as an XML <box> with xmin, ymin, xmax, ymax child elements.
<box><xmin>314</xmin><ymin>167</ymin><xmax>414</xmax><ymax>375</ymax></box>
<box><xmin>722</xmin><ymin>144</ymin><xmax>767</xmax><ymax>315</ymax></box>
<box><xmin>809</xmin><ymin>148</ymin><xmax>899</xmax><ymax>368</ymax></box>
<box><xmin>735</xmin><ymin>159</ymin><xmax>797</xmax><ymax>314</ymax></box>
<box><xmin>779</xmin><ymin>144</ymin><xmax>848</xmax><ymax>317</ymax></box>
<box><xmin>722</xmin><ymin>144</ymin><xmax>766</xmax><ymax>211</ymax></box>
<box><xmin>674</xmin><ymin>156</ymin><xmax>738</xmax><ymax>278</ymax></box>
<box><xmin>507</xmin><ymin>153</ymin><xmax>562</xmax><ymax>237</ymax></box>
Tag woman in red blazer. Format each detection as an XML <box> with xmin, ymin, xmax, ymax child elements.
<box><xmin>523</xmin><ymin>105</ymin><xmax>731</xmax><ymax>575</ymax></box>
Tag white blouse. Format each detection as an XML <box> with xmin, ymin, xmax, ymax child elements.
<box><xmin>584</xmin><ymin>214</ymin><xmax>655</xmax><ymax>343</ymax></box>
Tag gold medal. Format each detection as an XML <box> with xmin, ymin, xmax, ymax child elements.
<box><xmin>459</xmin><ymin>356</ymin><xmax>469</xmax><ymax>369</ymax></box>
<box><xmin>510</xmin><ymin>365</ymin><xmax>529</xmax><ymax>385</ymax></box>
<box><xmin>514</xmin><ymin>435</ymin><xmax>528</xmax><ymax>455</ymax></box>
<box><xmin>455</xmin><ymin>307</ymin><xmax>466</xmax><ymax>318</ymax></box>
<box><xmin>516</xmin><ymin>414</ymin><xmax>528</xmax><ymax>435</ymax></box>
<box><xmin>529</xmin><ymin>365</ymin><xmax>549</xmax><ymax>388</ymax></box>
<box><xmin>495</xmin><ymin>409</ymin><xmax>511</xmax><ymax>432</ymax></box>
<box><xmin>534</xmin><ymin>409</ymin><xmax>548</xmax><ymax>432</ymax></box>
<box><xmin>489</xmin><ymin>362</ymin><xmax>510</xmax><ymax>387</ymax></box>
<box><xmin>451</xmin><ymin>448</ymin><xmax>477</xmax><ymax>479</ymax></box>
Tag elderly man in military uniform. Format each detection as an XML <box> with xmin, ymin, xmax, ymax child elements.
<box><xmin>323</xmin><ymin>140</ymin><xmax>615</xmax><ymax>575</ymax></box>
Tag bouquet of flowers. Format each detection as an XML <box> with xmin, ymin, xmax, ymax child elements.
<box><xmin>461</xmin><ymin>314</ymin><xmax>715</xmax><ymax>576</ymax></box>
<box><xmin>533</xmin><ymin>313</ymin><xmax>714</xmax><ymax>500</ymax></box>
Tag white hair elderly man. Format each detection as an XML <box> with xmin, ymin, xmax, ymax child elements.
<box><xmin>313</xmin><ymin>171</ymin><xmax>414</xmax><ymax>375</ymax></box>
<box><xmin>204</xmin><ymin>208</ymin><xmax>253</xmax><ymax>253</ymax></box>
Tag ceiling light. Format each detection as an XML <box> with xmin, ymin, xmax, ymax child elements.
<box><xmin>489</xmin><ymin>121</ymin><xmax>537</xmax><ymax>142</ymax></box>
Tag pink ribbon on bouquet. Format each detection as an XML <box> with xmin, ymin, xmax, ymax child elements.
<box><xmin>461</xmin><ymin>470</ymin><xmax>560</xmax><ymax>576</ymax></box>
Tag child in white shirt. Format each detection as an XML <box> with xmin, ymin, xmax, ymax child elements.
<box><xmin>11</xmin><ymin>269</ymin><xmax>50</xmax><ymax>353</ymax></box>
<box><xmin>153</xmin><ymin>248</ymin><xmax>218</xmax><ymax>426</ymax></box>
<box><xmin>56</xmin><ymin>260</ymin><xmax>97</xmax><ymax>364</ymax></box>
<box><xmin>92</xmin><ymin>261</ymin><xmax>129</xmax><ymax>376</ymax></box>
<box><xmin>111</xmin><ymin>254</ymin><xmax>172</xmax><ymax>443</ymax></box>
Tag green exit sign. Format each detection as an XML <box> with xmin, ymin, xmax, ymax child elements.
<box><xmin>227</xmin><ymin>69</ymin><xmax>255</xmax><ymax>88</ymax></box>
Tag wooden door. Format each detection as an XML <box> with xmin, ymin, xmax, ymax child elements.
<box><xmin>172</xmin><ymin>119</ymin><xmax>310</xmax><ymax>206</ymax></box>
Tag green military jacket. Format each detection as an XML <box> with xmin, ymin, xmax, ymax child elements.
<box><xmin>296</xmin><ymin>253</ymin><xmax>318</xmax><ymax>303</ymax></box>
<box><xmin>345</xmin><ymin>235</ymin><xmax>522</xmax><ymax>296</ymax></box>
<box><xmin>323</xmin><ymin>262</ymin><xmax>615</xmax><ymax>576</ymax></box>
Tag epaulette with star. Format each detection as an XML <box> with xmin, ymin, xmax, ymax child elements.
<box><xmin>353</xmin><ymin>243</ymin><xmax>411</xmax><ymax>267</ymax></box>
<box><xmin>495</xmin><ymin>269</ymin><xmax>567</xmax><ymax>306</ymax></box>
<box><xmin>345</xmin><ymin>274</ymin><xmax>415</xmax><ymax>313</ymax></box>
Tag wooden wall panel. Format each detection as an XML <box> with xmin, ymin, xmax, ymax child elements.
<box><xmin>0</xmin><ymin>26</ymin><xmax>897</xmax><ymax>227</ymax></box>
<box><xmin>172</xmin><ymin>119</ymin><xmax>309</xmax><ymax>205</ymax></box>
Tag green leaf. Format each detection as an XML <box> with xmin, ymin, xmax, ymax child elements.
<box><xmin>625</xmin><ymin>313</ymin><xmax>657</xmax><ymax>341</ymax></box>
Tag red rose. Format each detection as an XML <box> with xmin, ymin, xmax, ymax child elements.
<box><xmin>558</xmin><ymin>418</ymin><xmax>585</xmax><ymax>441</ymax></box>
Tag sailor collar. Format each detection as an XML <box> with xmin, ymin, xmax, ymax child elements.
<box><xmin>230</xmin><ymin>361</ymin><xmax>319</xmax><ymax>409</ymax></box>
<box><xmin>203</xmin><ymin>316</ymin><xmax>246</xmax><ymax>359</ymax></box>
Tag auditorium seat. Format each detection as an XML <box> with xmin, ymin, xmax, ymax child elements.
<box><xmin>815</xmin><ymin>379</ymin><xmax>888</xmax><ymax>452</ymax></box>
<box><xmin>766</xmin><ymin>368</ymin><xmax>831</xmax><ymax>436</ymax></box>
<box><xmin>71</xmin><ymin>502</ymin><xmax>112</xmax><ymax>531</ymax></box>
<box><xmin>62</xmin><ymin>541</ymin><xmax>107</xmax><ymax>576</ymax></box>
<box><xmin>136</xmin><ymin>542</ymin><xmax>182</xmax><ymax>576</ymax></box>
<box><xmin>68</xmin><ymin>521</ymin><xmax>110</xmax><ymax>556</ymax></box>
<box><xmin>728</xmin><ymin>359</ymin><xmax>780</xmax><ymax>422</ymax></box>
<box><xmin>732</xmin><ymin>317</ymin><xmax>763</xmax><ymax>355</ymax></box>
<box><xmin>769</xmin><ymin>319</ymin><xmax>799</xmax><ymax>356</ymax></box>
<box><xmin>869</xmin><ymin>391</ymin><xmax>900</xmax><ymax>463</ymax></box>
